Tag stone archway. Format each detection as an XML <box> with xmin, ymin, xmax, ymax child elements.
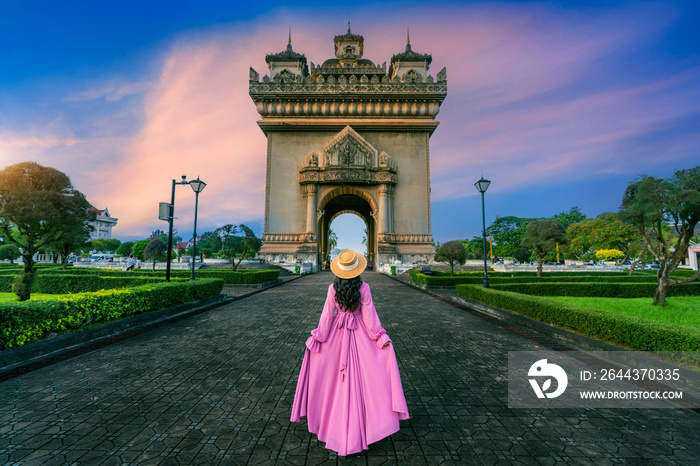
<box><xmin>250</xmin><ymin>26</ymin><xmax>446</xmax><ymax>269</ymax></box>
<box><xmin>317</xmin><ymin>187</ymin><xmax>377</xmax><ymax>268</ymax></box>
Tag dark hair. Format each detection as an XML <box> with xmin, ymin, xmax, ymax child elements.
<box><xmin>333</xmin><ymin>276</ymin><xmax>362</xmax><ymax>312</ymax></box>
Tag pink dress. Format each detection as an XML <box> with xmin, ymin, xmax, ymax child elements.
<box><xmin>290</xmin><ymin>281</ymin><xmax>410</xmax><ymax>456</ymax></box>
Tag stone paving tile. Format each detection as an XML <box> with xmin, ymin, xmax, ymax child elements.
<box><xmin>1</xmin><ymin>271</ymin><xmax>699</xmax><ymax>465</ymax></box>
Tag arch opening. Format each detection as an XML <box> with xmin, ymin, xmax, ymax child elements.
<box><xmin>318</xmin><ymin>193</ymin><xmax>375</xmax><ymax>270</ymax></box>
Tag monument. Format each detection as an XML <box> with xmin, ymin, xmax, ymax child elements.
<box><xmin>249</xmin><ymin>25</ymin><xmax>447</xmax><ymax>268</ymax></box>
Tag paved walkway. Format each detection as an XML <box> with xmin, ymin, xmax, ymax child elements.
<box><xmin>1</xmin><ymin>272</ymin><xmax>699</xmax><ymax>465</ymax></box>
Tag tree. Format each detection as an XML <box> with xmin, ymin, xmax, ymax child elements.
<box><xmin>434</xmin><ymin>240</ymin><xmax>466</xmax><ymax>276</ymax></box>
<box><xmin>567</xmin><ymin>212</ymin><xmax>642</xmax><ymax>272</ymax></box>
<box><xmin>551</xmin><ymin>206</ymin><xmax>586</xmax><ymax>229</ymax></box>
<box><xmin>197</xmin><ymin>232</ymin><xmax>221</xmax><ymax>254</ymax></box>
<box><xmin>0</xmin><ymin>162</ymin><xmax>94</xmax><ymax>300</ymax></box>
<box><xmin>521</xmin><ymin>220</ymin><xmax>568</xmax><ymax>277</ymax></box>
<box><xmin>328</xmin><ymin>229</ymin><xmax>338</xmax><ymax>251</ymax></box>
<box><xmin>47</xmin><ymin>218</ymin><xmax>94</xmax><ymax>269</ymax></box>
<box><xmin>0</xmin><ymin>245</ymin><xmax>21</xmax><ymax>265</ymax></box>
<box><xmin>116</xmin><ymin>242</ymin><xmax>134</xmax><ymax>256</ymax></box>
<box><xmin>143</xmin><ymin>238</ymin><xmax>167</xmax><ymax>271</ymax></box>
<box><xmin>461</xmin><ymin>237</ymin><xmax>485</xmax><ymax>260</ymax></box>
<box><xmin>131</xmin><ymin>239</ymin><xmax>150</xmax><ymax>260</ymax></box>
<box><xmin>486</xmin><ymin>216</ymin><xmax>535</xmax><ymax>258</ymax></box>
<box><xmin>91</xmin><ymin>238</ymin><xmax>121</xmax><ymax>253</ymax></box>
<box><xmin>215</xmin><ymin>224</ymin><xmax>262</xmax><ymax>270</ymax></box>
<box><xmin>176</xmin><ymin>246</ymin><xmax>187</xmax><ymax>262</ymax></box>
<box><xmin>514</xmin><ymin>247</ymin><xmax>530</xmax><ymax>264</ymax></box>
<box><xmin>618</xmin><ymin>168</ymin><xmax>700</xmax><ymax>305</ymax></box>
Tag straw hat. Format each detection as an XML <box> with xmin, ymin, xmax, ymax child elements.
<box><xmin>330</xmin><ymin>250</ymin><xmax>367</xmax><ymax>279</ymax></box>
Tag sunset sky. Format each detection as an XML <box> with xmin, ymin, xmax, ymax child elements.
<box><xmin>1</xmin><ymin>1</ymin><xmax>699</xmax><ymax>253</ymax></box>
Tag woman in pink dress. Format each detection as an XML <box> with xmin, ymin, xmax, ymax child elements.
<box><xmin>291</xmin><ymin>250</ymin><xmax>410</xmax><ymax>456</ymax></box>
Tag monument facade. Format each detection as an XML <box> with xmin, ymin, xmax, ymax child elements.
<box><xmin>249</xmin><ymin>26</ymin><xmax>447</xmax><ymax>268</ymax></box>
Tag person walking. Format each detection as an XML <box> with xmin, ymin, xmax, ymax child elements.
<box><xmin>125</xmin><ymin>254</ymin><xmax>135</xmax><ymax>271</ymax></box>
<box><xmin>291</xmin><ymin>249</ymin><xmax>409</xmax><ymax>456</ymax></box>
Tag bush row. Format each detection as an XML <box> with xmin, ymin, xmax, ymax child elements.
<box><xmin>410</xmin><ymin>272</ymin><xmax>659</xmax><ymax>287</ymax></box>
<box><xmin>488</xmin><ymin>282</ymin><xmax>700</xmax><ymax>298</ymax></box>
<box><xmin>0</xmin><ymin>269</ymin><xmax>279</xmax><ymax>292</ymax></box>
<box><xmin>0</xmin><ymin>274</ymin><xmax>176</xmax><ymax>294</ymax></box>
<box><xmin>455</xmin><ymin>284</ymin><xmax>700</xmax><ymax>351</ymax></box>
<box><xmin>0</xmin><ymin>279</ymin><xmax>224</xmax><ymax>349</ymax></box>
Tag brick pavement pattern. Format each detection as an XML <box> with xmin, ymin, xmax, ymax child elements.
<box><xmin>1</xmin><ymin>272</ymin><xmax>700</xmax><ymax>465</ymax></box>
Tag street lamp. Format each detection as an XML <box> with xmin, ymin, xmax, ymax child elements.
<box><xmin>189</xmin><ymin>177</ymin><xmax>207</xmax><ymax>280</ymax></box>
<box><xmin>474</xmin><ymin>177</ymin><xmax>491</xmax><ymax>288</ymax></box>
<box><xmin>165</xmin><ymin>175</ymin><xmax>190</xmax><ymax>282</ymax></box>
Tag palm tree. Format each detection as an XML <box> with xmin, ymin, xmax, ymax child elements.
<box><xmin>328</xmin><ymin>229</ymin><xmax>338</xmax><ymax>251</ymax></box>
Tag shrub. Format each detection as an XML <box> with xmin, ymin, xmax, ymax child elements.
<box><xmin>488</xmin><ymin>282</ymin><xmax>700</xmax><ymax>298</ymax></box>
<box><xmin>595</xmin><ymin>249</ymin><xmax>624</xmax><ymax>261</ymax></box>
<box><xmin>0</xmin><ymin>279</ymin><xmax>224</xmax><ymax>349</ymax></box>
<box><xmin>455</xmin><ymin>285</ymin><xmax>700</xmax><ymax>351</ymax></box>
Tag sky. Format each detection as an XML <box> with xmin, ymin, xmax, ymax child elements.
<box><xmin>1</xmin><ymin>1</ymin><xmax>699</xmax><ymax>255</ymax></box>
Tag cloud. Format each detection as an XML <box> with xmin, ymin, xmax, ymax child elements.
<box><xmin>3</xmin><ymin>2</ymin><xmax>699</xmax><ymax>242</ymax></box>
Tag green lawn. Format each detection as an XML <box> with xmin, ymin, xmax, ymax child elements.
<box><xmin>547</xmin><ymin>296</ymin><xmax>700</xmax><ymax>329</ymax></box>
<box><xmin>0</xmin><ymin>292</ymin><xmax>71</xmax><ymax>302</ymax></box>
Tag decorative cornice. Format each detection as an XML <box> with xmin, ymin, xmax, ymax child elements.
<box><xmin>262</xmin><ymin>232</ymin><xmax>317</xmax><ymax>243</ymax></box>
<box><xmin>378</xmin><ymin>233</ymin><xmax>434</xmax><ymax>244</ymax></box>
<box><xmin>252</xmin><ymin>98</ymin><xmax>445</xmax><ymax>119</ymax></box>
<box><xmin>299</xmin><ymin>169</ymin><xmax>397</xmax><ymax>185</ymax></box>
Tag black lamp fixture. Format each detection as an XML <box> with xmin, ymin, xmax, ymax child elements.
<box><xmin>189</xmin><ymin>177</ymin><xmax>206</xmax><ymax>280</ymax></box>
<box><xmin>165</xmin><ymin>174</ymin><xmax>190</xmax><ymax>282</ymax></box>
<box><xmin>474</xmin><ymin>176</ymin><xmax>491</xmax><ymax>288</ymax></box>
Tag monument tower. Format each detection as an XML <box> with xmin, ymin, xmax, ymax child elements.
<box><xmin>249</xmin><ymin>25</ymin><xmax>447</xmax><ymax>268</ymax></box>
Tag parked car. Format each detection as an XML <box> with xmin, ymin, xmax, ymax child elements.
<box><xmin>617</xmin><ymin>260</ymin><xmax>632</xmax><ymax>266</ymax></box>
<box><xmin>66</xmin><ymin>257</ymin><xmax>77</xmax><ymax>264</ymax></box>
<box><xmin>643</xmin><ymin>263</ymin><xmax>660</xmax><ymax>270</ymax></box>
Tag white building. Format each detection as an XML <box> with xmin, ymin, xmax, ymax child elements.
<box><xmin>90</xmin><ymin>206</ymin><xmax>118</xmax><ymax>240</ymax></box>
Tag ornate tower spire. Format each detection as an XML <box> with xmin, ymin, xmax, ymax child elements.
<box><xmin>287</xmin><ymin>27</ymin><xmax>292</xmax><ymax>51</ymax></box>
<box><xmin>406</xmin><ymin>27</ymin><xmax>412</xmax><ymax>52</ymax></box>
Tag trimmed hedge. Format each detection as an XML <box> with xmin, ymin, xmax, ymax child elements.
<box><xmin>0</xmin><ymin>268</ymin><xmax>279</xmax><ymax>292</ymax></box>
<box><xmin>0</xmin><ymin>278</ymin><xmax>224</xmax><ymax>349</ymax></box>
<box><xmin>0</xmin><ymin>274</ymin><xmax>175</xmax><ymax>294</ymax></box>
<box><xmin>410</xmin><ymin>273</ymin><xmax>659</xmax><ymax>287</ymax></box>
<box><xmin>455</xmin><ymin>284</ymin><xmax>700</xmax><ymax>351</ymax></box>
<box><xmin>488</xmin><ymin>282</ymin><xmax>700</xmax><ymax>298</ymax></box>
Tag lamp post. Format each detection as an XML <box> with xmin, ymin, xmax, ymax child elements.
<box><xmin>166</xmin><ymin>175</ymin><xmax>190</xmax><ymax>282</ymax></box>
<box><xmin>188</xmin><ymin>177</ymin><xmax>207</xmax><ymax>280</ymax></box>
<box><xmin>474</xmin><ymin>177</ymin><xmax>491</xmax><ymax>288</ymax></box>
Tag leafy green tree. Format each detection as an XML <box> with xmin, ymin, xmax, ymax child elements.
<box><xmin>0</xmin><ymin>244</ymin><xmax>21</xmax><ymax>265</ymax></box>
<box><xmin>434</xmin><ymin>240</ymin><xmax>466</xmax><ymax>276</ymax></box>
<box><xmin>91</xmin><ymin>238</ymin><xmax>121</xmax><ymax>253</ymax></box>
<box><xmin>486</xmin><ymin>216</ymin><xmax>535</xmax><ymax>258</ymax></box>
<box><xmin>131</xmin><ymin>239</ymin><xmax>150</xmax><ymax>260</ymax></box>
<box><xmin>215</xmin><ymin>224</ymin><xmax>262</xmax><ymax>270</ymax></box>
<box><xmin>551</xmin><ymin>206</ymin><xmax>586</xmax><ymax>229</ymax></box>
<box><xmin>176</xmin><ymin>246</ymin><xmax>187</xmax><ymax>262</ymax></box>
<box><xmin>619</xmin><ymin>168</ymin><xmax>700</xmax><ymax>305</ymax></box>
<box><xmin>328</xmin><ymin>229</ymin><xmax>338</xmax><ymax>251</ymax></box>
<box><xmin>116</xmin><ymin>242</ymin><xmax>134</xmax><ymax>256</ymax></box>
<box><xmin>461</xmin><ymin>237</ymin><xmax>485</xmax><ymax>260</ymax></box>
<box><xmin>514</xmin><ymin>247</ymin><xmax>530</xmax><ymax>264</ymax></box>
<box><xmin>197</xmin><ymin>232</ymin><xmax>221</xmax><ymax>254</ymax></box>
<box><xmin>567</xmin><ymin>212</ymin><xmax>642</xmax><ymax>272</ymax></box>
<box><xmin>0</xmin><ymin>162</ymin><xmax>94</xmax><ymax>300</ymax></box>
<box><xmin>47</xmin><ymin>218</ymin><xmax>93</xmax><ymax>269</ymax></box>
<box><xmin>143</xmin><ymin>238</ymin><xmax>167</xmax><ymax>271</ymax></box>
<box><xmin>521</xmin><ymin>220</ymin><xmax>568</xmax><ymax>277</ymax></box>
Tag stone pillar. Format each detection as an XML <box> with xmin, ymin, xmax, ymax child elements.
<box><xmin>303</xmin><ymin>184</ymin><xmax>318</xmax><ymax>233</ymax></box>
<box><xmin>378</xmin><ymin>184</ymin><xmax>392</xmax><ymax>234</ymax></box>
